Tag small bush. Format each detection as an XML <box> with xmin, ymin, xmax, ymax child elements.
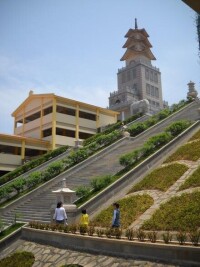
<box><xmin>189</xmin><ymin>230</ymin><xmax>200</xmax><ymax>246</ymax></box>
<box><xmin>75</xmin><ymin>185</ymin><xmax>91</xmax><ymax>198</ymax></box>
<box><xmin>128</xmin><ymin>122</ymin><xmax>147</xmax><ymax>137</ymax></box>
<box><xmin>136</xmin><ymin>229</ymin><xmax>146</xmax><ymax>241</ymax></box>
<box><xmin>162</xmin><ymin>231</ymin><xmax>172</xmax><ymax>244</ymax></box>
<box><xmin>0</xmin><ymin>251</ymin><xmax>35</xmax><ymax>267</ymax></box>
<box><xmin>125</xmin><ymin>229</ymin><xmax>135</xmax><ymax>240</ymax></box>
<box><xmin>96</xmin><ymin>229</ymin><xmax>104</xmax><ymax>237</ymax></box>
<box><xmin>91</xmin><ymin>175</ymin><xmax>113</xmax><ymax>192</ymax></box>
<box><xmin>165</xmin><ymin>120</ymin><xmax>191</xmax><ymax>137</ymax></box>
<box><xmin>87</xmin><ymin>225</ymin><xmax>95</xmax><ymax>236</ymax></box>
<box><xmin>176</xmin><ymin>231</ymin><xmax>187</xmax><ymax>245</ymax></box>
<box><xmin>147</xmin><ymin>231</ymin><xmax>157</xmax><ymax>243</ymax></box>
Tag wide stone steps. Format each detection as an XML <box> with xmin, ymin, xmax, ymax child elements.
<box><xmin>1</xmin><ymin>101</ymin><xmax>199</xmax><ymax>225</ymax></box>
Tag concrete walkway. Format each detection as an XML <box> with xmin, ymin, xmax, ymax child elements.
<box><xmin>129</xmin><ymin>159</ymin><xmax>200</xmax><ymax>229</ymax></box>
<box><xmin>0</xmin><ymin>239</ymin><xmax>178</xmax><ymax>267</ymax></box>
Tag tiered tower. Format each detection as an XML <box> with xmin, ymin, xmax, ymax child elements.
<box><xmin>109</xmin><ymin>19</ymin><xmax>163</xmax><ymax>120</ymax></box>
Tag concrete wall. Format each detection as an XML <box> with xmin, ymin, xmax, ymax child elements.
<box><xmin>21</xmin><ymin>227</ymin><xmax>200</xmax><ymax>266</ymax></box>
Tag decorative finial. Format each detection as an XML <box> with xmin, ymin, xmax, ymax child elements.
<box><xmin>135</xmin><ymin>18</ymin><xmax>138</xmax><ymax>29</ymax></box>
<box><xmin>29</xmin><ymin>90</ymin><xmax>34</xmax><ymax>96</ymax></box>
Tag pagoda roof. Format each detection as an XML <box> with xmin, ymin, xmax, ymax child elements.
<box><xmin>120</xmin><ymin>48</ymin><xmax>156</xmax><ymax>61</ymax></box>
<box><xmin>122</xmin><ymin>37</ymin><xmax>152</xmax><ymax>49</ymax></box>
<box><xmin>125</xmin><ymin>28</ymin><xmax>149</xmax><ymax>38</ymax></box>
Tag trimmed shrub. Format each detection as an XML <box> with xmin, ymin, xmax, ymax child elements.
<box><xmin>0</xmin><ymin>146</ymin><xmax>69</xmax><ymax>186</ymax></box>
<box><xmin>0</xmin><ymin>251</ymin><xmax>35</xmax><ymax>267</ymax></box>
<box><xmin>165</xmin><ymin>120</ymin><xmax>191</xmax><ymax>137</ymax></box>
<box><xmin>75</xmin><ymin>185</ymin><xmax>91</xmax><ymax>198</ymax></box>
<box><xmin>128</xmin><ymin>122</ymin><xmax>147</xmax><ymax>137</ymax></box>
<box><xmin>91</xmin><ymin>175</ymin><xmax>113</xmax><ymax>192</ymax></box>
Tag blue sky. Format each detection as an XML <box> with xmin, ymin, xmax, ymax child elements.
<box><xmin>0</xmin><ymin>0</ymin><xmax>199</xmax><ymax>134</ymax></box>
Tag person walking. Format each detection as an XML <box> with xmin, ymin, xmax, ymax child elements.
<box><xmin>112</xmin><ymin>202</ymin><xmax>120</xmax><ymax>228</ymax></box>
<box><xmin>53</xmin><ymin>201</ymin><xmax>67</xmax><ymax>224</ymax></box>
<box><xmin>80</xmin><ymin>209</ymin><xmax>89</xmax><ymax>227</ymax></box>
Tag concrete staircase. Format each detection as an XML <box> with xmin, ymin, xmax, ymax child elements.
<box><xmin>1</xmin><ymin>101</ymin><xmax>199</xmax><ymax>225</ymax></box>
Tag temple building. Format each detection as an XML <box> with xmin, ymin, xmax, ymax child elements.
<box><xmin>109</xmin><ymin>19</ymin><xmax>164</xmax><ymax>120</ymax></box>
<box><xmin>0</xmin><ymin>91</ymin><xmax>118</xmax><ymax>175</ymax></box>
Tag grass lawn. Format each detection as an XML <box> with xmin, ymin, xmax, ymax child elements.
<box><xmin>141</xmin><ymin>191</ymin><xmax>200</xmax><ymax>231</ymax></box>
<box><xmin>164</xmin><ymin>140</ymin><xmax>200</xmax><ymax>163</ymax></box>
<box><xmin>179</xmin><ymin>165</ymin><xmax>200</xmax><ymax>191</ymax></box>
<box><xmin>189</xmin><ymin>129</ymin><xmax>200</xmax><ymax>141</ymax></box>
<box><xmin>128</xmin><ymin>163</ymin><xmax>188</xmax><ymax>193</ymax></box>
<box><xmin>0</xmin><ymin>223</ymin><xmax>24</xmax><ymax>241</ymax></box>
<box><xmin>92</xmin><ymin>194</ymin><xmax>153</xmax><ymax>228</ymax></box>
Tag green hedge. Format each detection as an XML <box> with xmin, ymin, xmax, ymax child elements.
<box><xmin>0</xmin><ymin>146</ymin><xmax>69</xmax><ymax>186</ymax></box>
<box><xmin>83</xmin><ymin>113</ymin><xmax>142</xmax><ymax>146</ymax></box>
<box><xmin>120</xmin><ymin>120</ymin><xmax>191</xmax><ymax>168</ymax></box>
<box><xmin>0</xmin><ymin>131</ymin><xmax>122</xmax><ymax>205</ymax></box>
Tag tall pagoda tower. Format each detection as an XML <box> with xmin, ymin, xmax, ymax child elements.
<box><xmin>109</xmin><ymin>19</ymin><xmax>163</xmax><ymax>120</ymax></box>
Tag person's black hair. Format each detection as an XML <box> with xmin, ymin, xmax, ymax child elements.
<box><xmin>113</xmin><ymin>202</ymin><xmax>119</xmax><ymax>209</ymax></box>
<box><xmin>82</xmin><ymin>209</ymin><xmax>87</xmax><ymax>214</ymax></box>
<box><xmin>57</xmin><ymin>201</ymin><xmax>62</xmax><ymax>208</ymax></box>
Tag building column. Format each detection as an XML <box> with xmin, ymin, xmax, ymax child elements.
<box><xmin>75</xmin><ymin>104</ymin><xmax>79</xmax><ymax>140</ymax></box>
<box><xmin>52</xmin><ymin>97</ymin><xmax>56</xmax><ymax>150</ymax></box>
<box><xmin>22</xmin><ymin>107</ymin><xmax>25</xmax><ymax>136</ymax></box>
<box><xmin>21</xmin><ymin>140</ymin><xmax>25</xmax><ymax>160</ymax></box>
<box><xmin>121</xmin><ymin>111</ymin><xmax>125</xmax><ymax>121</ymax></box>
<box><xmin>40</xmin><ymin>98</ymin><xmax>44</xmax><ymax>139</ymax></box>
<box><xmin>96</xmin><ymin>108</ymin><xmax>100</xmax><ymax>129</ymax></box>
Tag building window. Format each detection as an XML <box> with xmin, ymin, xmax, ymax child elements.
<box><xmin>56</xmin><ymin>105</ymin><xmax>76</xmax><ymax>116</ymax></box>
<box><xmin>25</xmin><ymin>111</ymin><xmax>41</xmax><ymax>123</ymax></box>
<box><xmin>122</xmin><ymin>72</ymin><xmax>126</xmax><ymax>83</ymax></box>
<box><xmin>56</xmin><ymin>128</ymin><xmax>75</xmax><ymax>137</ymax></box>
<box><xmin>79</xmin><ymin>111</ymin><xmax>96</xmax><ymax>121</ymax></box>
<box><xmin>43</xmin><ymin>128</ymin><xmax>52</xmax><ymax>137</ymax></box>
<box><xmin>150</xmin><ymin>71</ymin><xmax>153</xmax><ymax>81</ymax></box>
<box><xmin>43</xmin><ymin>106</ymin><xmax>53</xmax><ymax>116</ymax></box>
<box><xmin>156</xmin><ymin>102</ymin><xmax>160</xmax><ymax>107</ymax></box>
<box><xmin>146</xmin><ymin>84</ymin><xmax>150</xmax><ymax>95</ymax></box>
<box><xmin>127</xmin><ymin>71</ymin><xmax>131</xmax><ymax>81</ymax></box>
<box><xmin>155</xmin><ymin>87</ymin><xmax>159</xmax><ymax>98</ymax></box>
<box><xmin>150</xmin><ymin>85</ymin><xmax>155</xmax><ymax>97</ymax></box>
<box><xmin>154</xmin><ymin>73</ymin><xmax>158</xmax><ymax>83</ymax></box>
<box><xmin>145</xmin><ymin>69</ymin><xmax>149</xmax><ymax>80</ymax></box>
<box><xmin>79</xmin><ymin>132</ymin><xmax>94</xmax><ymax>139</ymax></box>
<box><xmin>16</xmin><ymin>120</ymin><xmax>23</xmax><ymax>128</ymax></box>
<box><xmin>132</xmin><ymin>69</ymin><xmax>136</xmax><ymax>79</ymax></box>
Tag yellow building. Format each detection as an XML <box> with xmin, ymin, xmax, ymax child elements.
<box><xmin>0</xmin><ymin>91</ymin><xmax>118</xmax><ymax>175</ymax></box>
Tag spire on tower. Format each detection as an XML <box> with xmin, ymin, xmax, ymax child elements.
<box><xmin>135</xmin><ymin>18</ymin><xmax>138</xmax><ymax>29</ymax></box>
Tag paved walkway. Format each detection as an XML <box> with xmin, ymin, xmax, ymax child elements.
<box><xmin>129</xmin><ymin>159</ymin><xmax>200</xmax><ymax>229</ymax></box>
<box><xmin>0</xmin><ymin>239</ymin><xmax>179</xmax><ymax>267</ymax></box>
